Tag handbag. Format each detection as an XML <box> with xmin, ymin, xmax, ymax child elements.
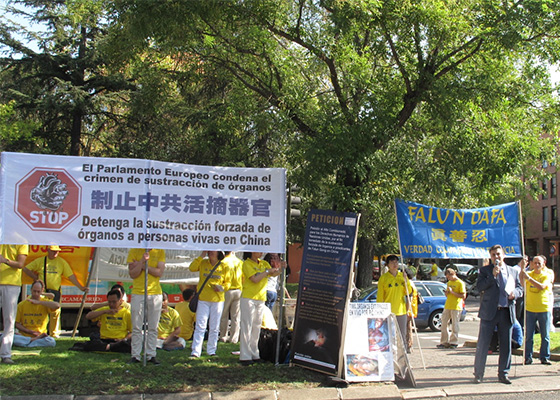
<box><xmin>189</xmin><ymin>260</ymin><xmax>222</xmax><ymax>313</ymax></box>
<box><xmin>188</xmin><ymin>292</ymin><xmax>199</xmax><ymax>313</ymax></box>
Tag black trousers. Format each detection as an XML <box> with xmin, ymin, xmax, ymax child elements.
<box><xmin>83</xmin><ymin>338</ymin><xmax>131</xmax><ymax>353</ymax></box>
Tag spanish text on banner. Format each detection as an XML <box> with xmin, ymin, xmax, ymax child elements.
<box><xmin>0</xmin><ymin>152</ymin><xmax>286</xmax><ymax>251</ymax></box>
<box><xmin>395</xmin><ymin>199</ymin><xmax>522</xmax><ymax>259</ymax></box>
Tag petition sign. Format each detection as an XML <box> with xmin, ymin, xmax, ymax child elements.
<box><xmin>0</xmin><ymin>152</ymin><xmax>286</xmax><ymax>251</ymax></box>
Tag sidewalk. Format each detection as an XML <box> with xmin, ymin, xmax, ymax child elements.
<box><xmin>400</xmin><ymin>340</ymin><xmax>560</xmax><ymax>399</ymax></box>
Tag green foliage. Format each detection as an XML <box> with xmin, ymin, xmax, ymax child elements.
<box><xmin>0</xmin><ymin>101</ymin><xmax>38</xmax><ymax>151</ymax></box>
<box><xmin>0</xmin><ymin>0</ymin><xmax>134</xmax><ymax>155</ymax></box>
<box><xmin>109</xmin><ymin>0</ymin><xmax>560</xmax><ymax>287</ymax></box>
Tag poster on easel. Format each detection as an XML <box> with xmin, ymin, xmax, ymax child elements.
<box><xmin>291</xmin><ymin>209</ymin><xmax>360</xmax><ymax>376</ymax></box>
<box><xmin>344</xmin><ymin>302</ymin><xmax>394</xmax><ymax>382</ymax></box>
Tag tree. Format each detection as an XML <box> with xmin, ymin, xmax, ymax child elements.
<box><xmin>110</xmin><ymin>0</ymin><xmax>560</xmax><ymax>287</ymax></box>
<box><xmin>0</xmin><ymin>0</ymin><xmax>134</xmax><ymax>156</ymax></box>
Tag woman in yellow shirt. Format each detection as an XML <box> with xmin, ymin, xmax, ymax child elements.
<box><xmin>189</xmin><ymin>251</ymin><xmax>230</xmax><ymax>358</ymax></box>
<box><xmin>239</xmin><ymin>252</ymin><xmax>279</xmax><ymax>365</ymax></box>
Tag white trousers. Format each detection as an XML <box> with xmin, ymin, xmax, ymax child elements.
<box><xmin>239</xmin><ymin>297</ymin><xmax>265</xmax><ymax>361</ymax></box>
<box><xmin>131</xmin><ymin>294</ymin><xmax>162</xmax><ymax>360</ymax></box>
<box><xmin>191</xmin><ymin>300</ymin><xmax>224</xmax><ymax>357</ymax></box>
<box><xmin>219</xmin><ymin>289</ymin><xmax>241</xmax><ymax>343</ymax></box>
<box><xmin>0</xmin><ymin>285</ymin><xmax>20</xmax><ymax>358</ymax></box>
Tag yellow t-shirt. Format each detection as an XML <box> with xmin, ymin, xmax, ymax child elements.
<box><xmin>431</xmin><ymin>264</ymin><xmax>439</xmax><ymax>277</ymax></box>
<box><xmin>127</xmin><ymin>248</ymin><xmax>165</xmax><ymax>295</ymax></box>
<box><xmin>94</xmin><ymin>305</ymin><xmax>132</xmax><ymax>340</ymax></box>
<box><xmin>157</xmin><ymin>306</ymin><xmax>182</xmax><ymax>338</ymax></box>
<box><xmin>175</xmin><ymin>301</ymin><xmax>196</xmax><ymax>340</ymax></box>
<box><xmin>525</xmin><ymin>270</ymin><xmax>551</xmax><ymax>313</ymax></box>
<box><xmin>0</xmin><ymin>244</ymin><xmax>29</xmax><ymax>286</ymax></box>
<box><xmin>407</xmin><ymin>281</ymin><xmax>418</xmax><ymax>318</ymax></box>
<box><xmin>189</xmin><ymin>257</ymin><xmax>231</xmax><ymax>302</ymax></box>
<box><xmin>26</xmin><ymin>255</ymin><xmax>73</xmax><ymax>290</ymax></box>
<box><xmin>16</xmin><ymin>295</ymin><xmax>55</xmax><ymax>337</ymax></box>
<box><xmin>241</xmin><ymin>258</ymin><xmax>272</xmax><ymax>301</ymax></box>
<box><xmin>223</xmin><ymin>253</ymin><xmax>243</xmax><ymax>290</ymax></box>
<box><xmin>376</xmin><ymin>271</ymin><xmax>413</xmax><ymax>316</ymax></box>
<box><xmin>444</xmin><ymin>279</ymin><xmax>466</xmax><ymax>310</ymax></box>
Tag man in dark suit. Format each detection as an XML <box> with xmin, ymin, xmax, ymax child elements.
<box><xmin>473</xmin><ymin>244</ymin><xmax>525</xmax><ymax>384</ymax></box>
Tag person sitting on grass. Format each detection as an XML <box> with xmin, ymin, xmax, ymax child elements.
<box><xmin>10</xmin><ymin>280</ymin><xmax>59</xmax><ymax>348</ymax></box>
<box><xmin>78</xmin><ymin>288</ymin><xmax>132</xmax><ymax>353</ymax></box>
<box><xmin>157</xmin><ymin>292</ymin><xmax>185</xmax><ymax>350</ymax></box>
<box><xmin>175</xmin><ymin>288</ymin><xmax>196</xmax><ymax>342</ymax></box>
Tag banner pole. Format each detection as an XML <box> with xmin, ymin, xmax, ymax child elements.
<box><xmin>142</xmin><ymin>249</ymin><xmax>149</xmax><ymax>367</ymax></box>
<box><xmin>517</xmin><ymin>200</ymin><xmax>528</xmax><ymax>365</ymax></box>
<box><xmin>394</xmin><ymin>200</ymin><xmax>426</xmax><ymax>370</ymax></box>
<box><xmin>71</xmin><ymin>248</ymin><xmax>97</xmax><ymax>338</ymax></box>
<box><xmin>275</xmin><ymin>176</ymin><xmax>289</xmax><ymax>366</ymax></box>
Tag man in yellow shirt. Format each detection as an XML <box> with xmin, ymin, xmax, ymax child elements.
<box><xmin>0</xmin><ymin>244</ymin><xmax>29</xmax><ymax>364</ymax></box>
<box><xmin>521</xmin><ymin>255</ymin><xmax>552</xmax><ymax>365</ymax></box>
<box><xmin>376</xmin><ymin>255</ymin><xmax>412</xmax><ymax>347</ymax></box>
<box><xmin>24</xmin><ymin>245</ymin><xmax>88</xmax><ymax>337</ymax></box>
<box><xmin>175</xmin><ymin>288</ymin><xmax>196</xmax><ymax>342</ymax></box>
<box><xmin>157</xmin><ymin>292</ymin><xmax>184</xmax><ymax>350</ymax></box>
<box><xmin>438</xmin><ymin>268</ymin><xmax>466</xmax><ymax>349</ymax></box>
<box><xmin>13</xmin><ymin>280</ymin><xmax>59</xmax><ymax>348</ymax></box>
<box><xmin>127</xmin><ymin>248</ymin><xmax>165</xmax><ymax>364</ymax></box>
<box><xmin>83</xmin><ymin>288</ymin><xmax>132</xmax><ymax>353</ymax></box>
<box><xmin>220</xmin><ymin>251</ymin><xmax>243</xmax><ymax>344</ymax></box>
<box><xmin>431</xmin><ymin>263</ymin><xmax>439</xmax><ymax>280</ymax></box>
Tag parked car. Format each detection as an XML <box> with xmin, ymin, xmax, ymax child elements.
<box><xmin>417</xmin><ymin>263</ymin><xmax>446</xmax><ymax>282</ymax></box>
<box><xmin>446</xmin><ymin>263</ymin><xmax>475</xmax><ymax>281</ymax></box>
<box><xmin>357</xmin><ymin>280</ymin><xmax>467</xmax><ymax>331</ymax></box>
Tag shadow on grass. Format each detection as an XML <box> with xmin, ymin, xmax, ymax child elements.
<box><xmin>1</xmin><ymin>337</ymin><xmax>339</xmax><ymax>396</ymax></box>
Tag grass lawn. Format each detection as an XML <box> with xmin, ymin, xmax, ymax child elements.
<box><xmin>2</xmin><ymin>337</ymin><xmax>334</xmax><ymax>396</ymax></box>
<box><xmin>532</xmin><ymin>331</ymin><xmax>560</xmax><ymax>353</ymax></box>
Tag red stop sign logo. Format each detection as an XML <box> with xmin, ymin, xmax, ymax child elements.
<box><xmin>15</xmin><ymin>168</ymin><xmax>81</xmax><ymax>231</ymax></box>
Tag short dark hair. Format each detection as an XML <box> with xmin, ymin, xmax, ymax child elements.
<box><xmin>107</xmin><ymin>288</ymin><xmax>122</xmax><ymax>299</ymax></box>
<box><xmin>162</xmin><ymin>292</ymin><xmax>169</xmax><ymax>301</ymax></box>
<box><xmin>182</xmin><ymin>288</ymin><xmax>195</xmax><ymax>301</ymax></box>
<box><xmin>111</xmin><ymin>283</ymin><xmax>125</xmax><ymax>296</ymax></box>
<box><xmin>386</xmin><ymin>254</ymin><xmax>399</xmax><ymax>263</ymax></box>
<box><xmin>489</xmin><ymin>244</ymin><xmax>503</xmax><ymax>252</ymax></box>
<box><xmin>243</xmin><ymin>252</ymin><xmax>253</xmax><ymax>260</ymax></box>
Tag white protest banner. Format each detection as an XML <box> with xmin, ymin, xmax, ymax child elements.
<box><xmin>0</xmin><ymin>152</ymin><xmax>286</xmax><ymax>251</ymax></box>
<box><xmin>94</xmin><ymin>248</ymin><xmax>200</xmax><ymax>284</ymax></box>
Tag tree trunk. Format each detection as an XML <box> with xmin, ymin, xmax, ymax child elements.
<box><xmin>356</xmin><ymin>235</ymin><xmax>375</xmax><ymax>289</ymax></box>
<box><xmin>70</xmin><ymin>109</ymin><xmax>82</xmax><ymax>156</ymax></box>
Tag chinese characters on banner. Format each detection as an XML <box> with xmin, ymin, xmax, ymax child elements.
<box><xmin>0</xmin><ymin>152</ymin><xmax>286</xmax><ymax>252</ymax></box>
<box><xmin>395</xmin><ymin>199</ymin><xmax>522</xmax><ymax>259</ymax></box>
<box><xmin>344</xmin><ymin>302</ymin><xmax>394</xmax><ymax>382</ymax></box>
<box><xmin>291</xmin><ymin>209</ymin><xmax>359</xmax><ymax>376</ymax></box>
